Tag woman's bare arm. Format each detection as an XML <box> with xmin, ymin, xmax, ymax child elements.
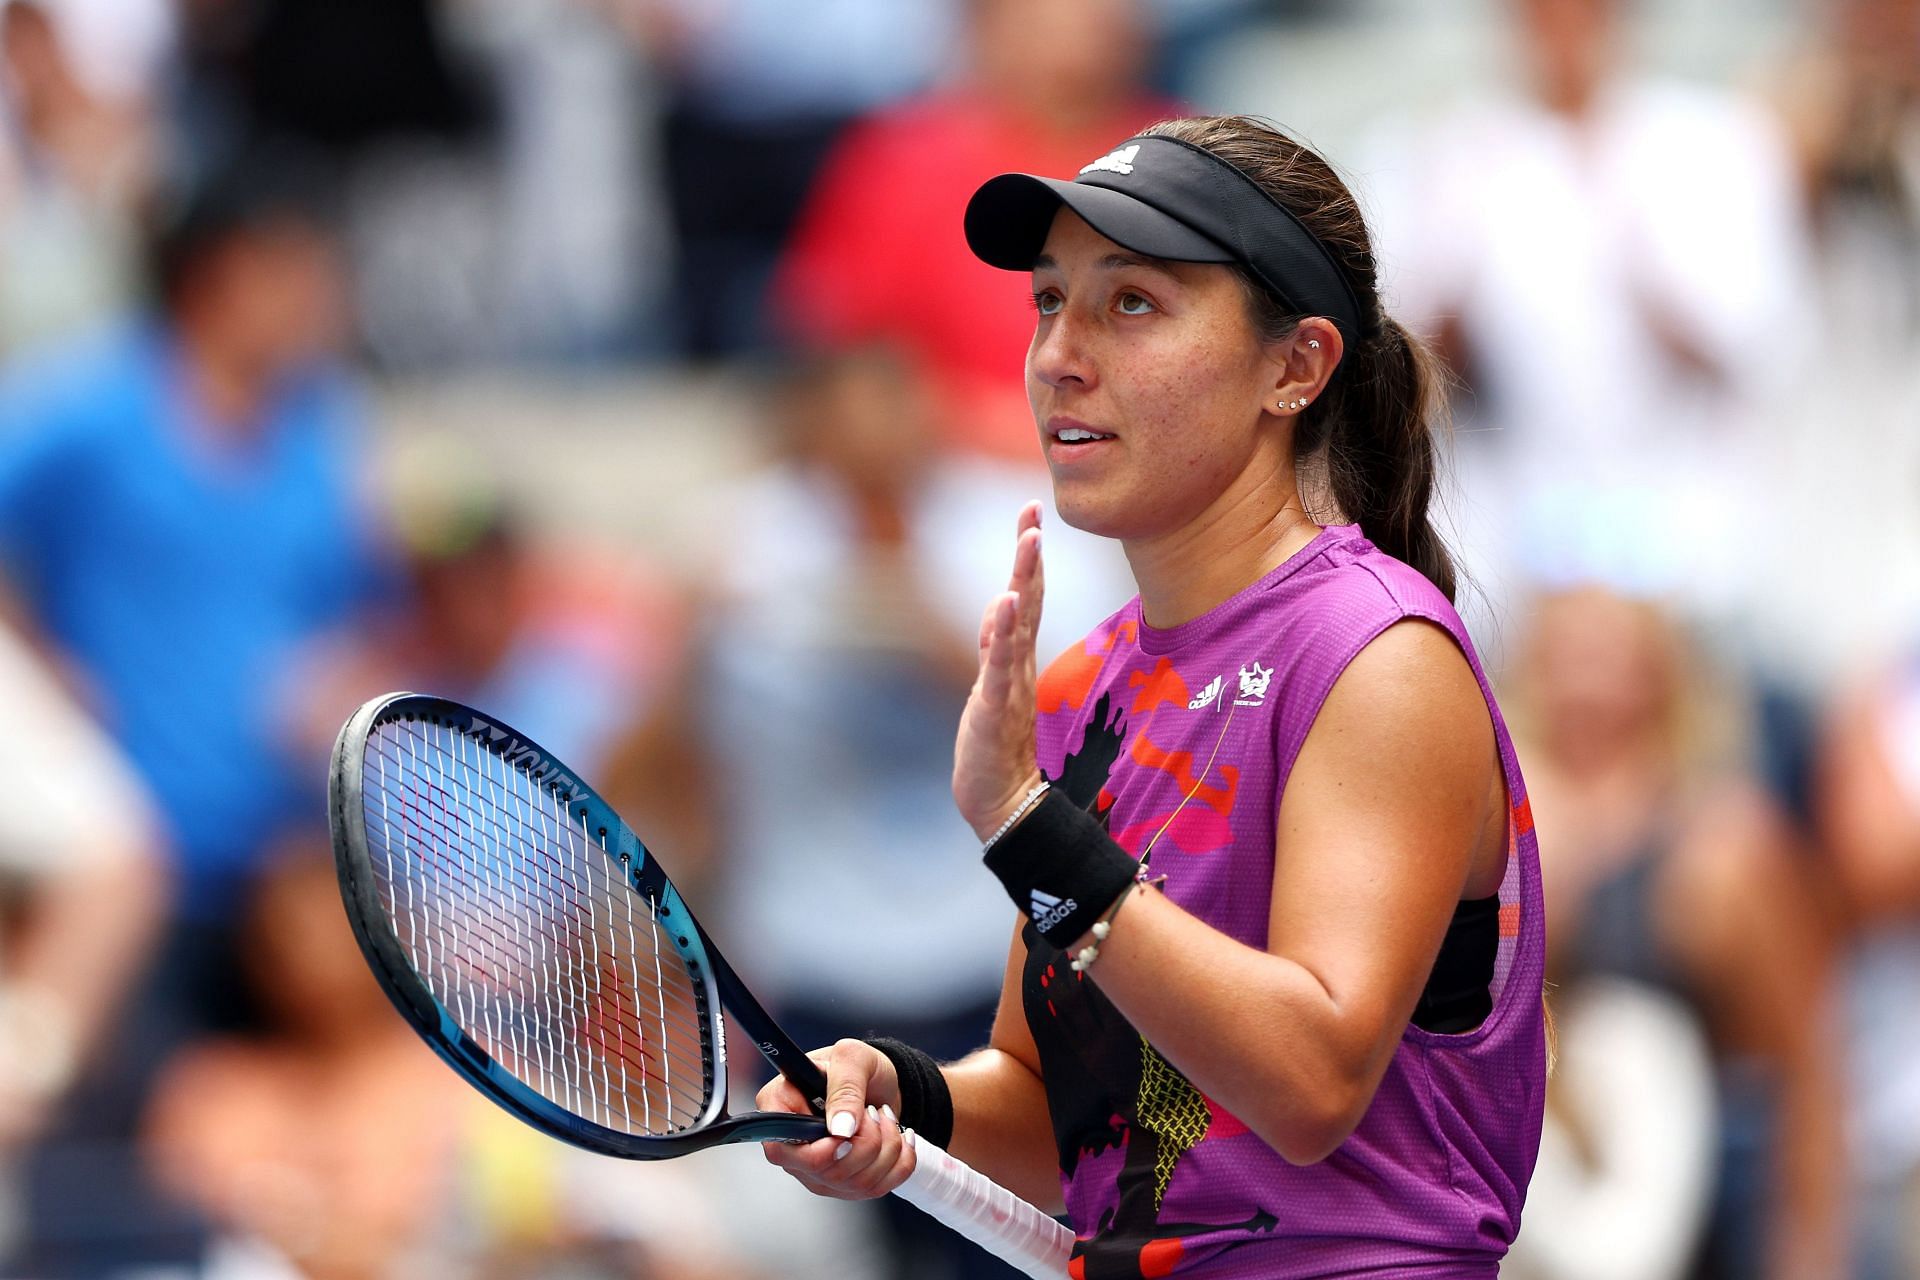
<box><xmin>1048</xmin><ymin>620</ymin><xmax>1502</xmax><ymax>1164</ymax></box>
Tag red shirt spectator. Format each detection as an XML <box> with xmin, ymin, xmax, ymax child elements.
<box><xmin>772</xmin><ymin>0</ymin><xmax>1175</xmax><ymax>460</ymax></box>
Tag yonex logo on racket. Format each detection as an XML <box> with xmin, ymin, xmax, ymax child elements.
<box><xmin>1029</xmin><ymin>888</ymin><xmax>1079</xmax><ymax>933</ymax></box>
<box><xmin>1079</xmin><ymin>144</ymin><xmax>1140</xmax><ymax>177</ymax></box>
<box><xmin>463</xmin><ymin>718</ymin><xmax>587</xmax><ymax>802</ymax></box>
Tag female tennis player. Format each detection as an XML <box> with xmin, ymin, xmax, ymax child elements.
<box><xmin>760</xmin><ymin>115</ymin><xmax>1545</xmax><ymax>1278</ymax></box>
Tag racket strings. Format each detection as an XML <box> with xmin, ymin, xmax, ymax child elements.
<box><xmin>392</xmin><ymin>826</ymin><xmax>709</xmax><ymax>1094</ymax></box>
<box><xmin>376</xmin><ymin>766</ymin><xmax>709</xmax><ymax>1037</ymax></box>
<box><xmin>363</xmin><ymin>718</ymin><xmax>713</xmax><ymax>1136</ymax></box>
<box><xmin>381</xmin><ymin>724</ymin><xmax>709</xmax><ymax>1127</ymax></box>
<box><xmin>375</xmin><ymin>749</ymin><xmax>708</xmax><ymax>1081</ymax></box>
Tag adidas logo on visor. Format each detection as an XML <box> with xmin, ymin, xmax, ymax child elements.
<box><xmin>1079</xmin><ymin>144</ymin><xmax>1139</xmax><ymax>177</ymax></box>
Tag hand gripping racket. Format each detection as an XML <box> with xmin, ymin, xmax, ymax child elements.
<box><xmin>328</xmin><ymin>692</ymin><xmax>1072</xmax><ymax>1278</ymax></box>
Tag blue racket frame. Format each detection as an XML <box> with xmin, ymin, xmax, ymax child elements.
<box><xmin>330</xmin><ymin>692</ymin><xmax>834</xmax><ymax>1158</ymax></box>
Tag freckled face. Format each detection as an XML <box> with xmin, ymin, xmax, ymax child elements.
<box><xmin>1026</xmin><ymin>210</ymin><xmax>1282</xmax><ymax>541</ymax></box>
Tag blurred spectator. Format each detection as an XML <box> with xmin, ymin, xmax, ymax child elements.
<box><xmin>291</xmin><ymin>459</ymin><xmax>683</xmax><ymax>778</ymax></box>
<box><xmin>1510</xmin><ymin>586</ymin><xmax>1846</xmax><ymax>1280</ymax></box>
<box><xmin>0</xmin><ymin>144</ymin><xmax>381</xmax><ymax>924</ymax></box>
<box><xmin>8</xmin><ymin>0</ymin><xmax>171</xmax><ymax>107</ymax></box>
<box><xmin>146</xmin><ymin>835</ymin><xmax>885</xmax><ymax>1280</ymax></box>
<box><xmin>0</xmin><ymin>620</ymin><xmax>166</xmax><ymax>1255</ymax></box>
<box><xmin>604</xmin><ymin>346</ymin><xmax>1128</xmax><ymax>1278</ymax></box>
<box><xmin>0</xmin><ymin>0</ymin><xmax>160</xmax><ymax>354</ymax></box>
<box><xmin>1816</xmin><ymin>648</ymin><xmax>1920</xmax><ymax>1279</ymax></box>
<box><xmin>1775</xmin><ymin>0</ymin><xmax>1920</xmax><ymax>352</ymax></box>
<box><xmin>466</xmin><ymin>0</ymin><xmax>670</xmax><ymax>364</ymax></box>
<box><xmin>0</xmin><ymin>144</ymin><xmax>387</xmax><ymax>1270</ymax></box>
<box><xmin>1371</xmin><ymin>0</ymin><xmax>1811</xmax><ymax>635</ymax></box>
<box><xmin>144</xmin><ymin>840</ymin><xmax>470</xmax><ymax>1279</ymax></box>
<box><xmin>176</xmin><ymin>0</ymin><xmax>504</xmax><ymax>371</ymax></box>
<box><xmin>175</xmin><ymin>0</ymin><xmax>486</xmax><ymax>159</ymax></box>
<box><xmin>647</xmin><ymin>0</ymin><xmax>961</xmax><ymax>358</ymax></box>
<box><xmin>1143</xmin><ymin>0</ymin><xmax>1293</xmax><ymax>100</ymax></box>
<box><xmin>771</xmin><ymin>0</ymin><xmax>1177</xmax><ymax>459</ymax></box>
<box><xmin>1736</xmin><ymin>3</ymin><xmax>1920</xmax><ymax>699</ymax></box>
<box><xmin>1506</xmin><ymin>976</ymin><xmax>1719</xmax><ymax>1280</ymax></box>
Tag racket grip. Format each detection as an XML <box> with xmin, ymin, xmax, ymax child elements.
<box><xmin>893</xmin><ymin>1131</ymin><xmax>1074</xmax><ymax>1279</ymax></box>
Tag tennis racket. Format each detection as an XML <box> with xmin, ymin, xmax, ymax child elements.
<box><xmin>328</xmin><ymin>691</ymin><xmax>1072</xmax><ymax>1278</ymax></box>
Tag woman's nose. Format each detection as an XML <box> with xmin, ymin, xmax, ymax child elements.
<box><xmin>1030</xmin><ymin>309</ymin><xmax>1095</xmax><ymax>391</ymax></box>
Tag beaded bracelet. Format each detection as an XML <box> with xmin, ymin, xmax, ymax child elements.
<box><xmin>1069</xmin><ymin>871</ymin><xmax>1171</xmax><ymax>972</ymax></box>
<box><xmin>1070</xmin><ymin>884</ymin><xmax>1136</xmax><ymax>972</ymax></box>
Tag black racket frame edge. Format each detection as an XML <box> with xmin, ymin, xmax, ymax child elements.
<box><xmin>328</xmin><ymin>691</ymin><xmax>837</xmax><ymax>1159</ymax></box>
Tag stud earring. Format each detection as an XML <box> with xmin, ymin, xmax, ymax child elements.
<box><xmin>1307</xmin><ymin>339</ymin><xmax>1321</xmax><ymax>350</ymax></box>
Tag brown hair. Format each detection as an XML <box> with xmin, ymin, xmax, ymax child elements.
<box><xmin>1143</xmin><ymin>115</ymin><xmax>1458</xmax><ymax>602</ymax></box>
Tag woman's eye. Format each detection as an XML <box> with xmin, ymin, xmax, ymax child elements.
<box><xmin>1031</xmin><ymin>291</ymin><xmax>1063</xmax><ymax>316</ymax></box>
<box><xmin>1116</xmin><ymin>292</ymin><xmax>1156</xmax><ymax>315</ymax></box>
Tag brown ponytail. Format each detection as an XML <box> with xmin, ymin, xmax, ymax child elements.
<box><xmin>1142</xmin><ymin>115</ymin><xmax>1458</xmax><ymax>603</ymax></box>
<box><xmin>1319</xmin><ymin>313</ymin><xmax>1456</xmax><ymax>603</ymax></box>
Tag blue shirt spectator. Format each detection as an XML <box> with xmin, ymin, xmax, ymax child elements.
<box><xmin>0</xmin><ymin>320</ymin><xmax>379</xmax><ymax>918</ymax></box>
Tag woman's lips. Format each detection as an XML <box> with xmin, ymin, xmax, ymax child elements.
<box><xmin>1044</xmin><ymin>416</ymin><xmax>1118</xmax><ymax>462</ymax></box>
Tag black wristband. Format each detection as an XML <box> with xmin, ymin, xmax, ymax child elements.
<box><xmin>984</xmin><ymin>788</ymin><xmax>1139</xmax><ymax>947</ymax></box>
<box><xmin>865</xmin><ymin>1037</ymin><xmax>954</xmax><ymax>1149</ymax></box>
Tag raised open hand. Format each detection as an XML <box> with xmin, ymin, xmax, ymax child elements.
<box><xmin>953</xmin><ymin>502</ymin><xmax>1047</xmax><ymax>841</ymax></box>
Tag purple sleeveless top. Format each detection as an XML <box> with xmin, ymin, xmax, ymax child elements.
<box><xmin>1024</xmin><ymin>524</ymin><xmax>1545</xmax><ymax>1278</ymax></box>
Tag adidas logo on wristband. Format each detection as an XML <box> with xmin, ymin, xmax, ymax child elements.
<box><xmin>1029</xmin><ymin>888</ymin><xmax>1079</xmax><ymax>934</ymax></box>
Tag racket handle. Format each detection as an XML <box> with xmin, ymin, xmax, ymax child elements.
<box><xmin>893</xmin><ymin>1130</ymin><xmax>1074</xmax><ymax>1279</ymax></box>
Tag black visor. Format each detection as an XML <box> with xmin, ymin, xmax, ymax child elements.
<box><xmin>964</xmin><ymin>134</ymin><xmax>1365</xmax><ymax>338</ymax></box>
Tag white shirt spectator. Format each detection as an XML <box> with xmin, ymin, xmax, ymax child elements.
<box><xmin>1372</xmin><ymin>78</ymin><xmax>1812</xmax><ymax>628</ymax></box>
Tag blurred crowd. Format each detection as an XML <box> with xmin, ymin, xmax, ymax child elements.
<box><xmin>0</xmin><ymin>0</ymin><xmax>1915</xmax><ymax>1277</ymax></box>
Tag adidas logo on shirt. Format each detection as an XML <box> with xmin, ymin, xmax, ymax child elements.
<box><xmin>1029</xmin><ymin>888</ymin><xmax>1079</xmax><ymax>934</ymax></box>
<box><xmin>1188</xmin><ymin>674</ymin><xmax>1224</xmax><ymax>710</ymax></box>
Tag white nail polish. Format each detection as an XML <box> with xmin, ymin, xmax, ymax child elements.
<box><xmin>881</xmin><ymin>1104</ymin><xmax>897</xmax><ymax>1128</ymax></box>
<box><xmin>829</xmin><ymin>1111</ymin><xmax>856</xmax><ymax>1138</ymax></box>
<box><xmin>834</xmin><ymin>1141</ymin><xmax>853</xmax><ymax>1161</ymax></box>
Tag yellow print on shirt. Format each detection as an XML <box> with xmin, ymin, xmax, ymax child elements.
<box><xmin>1137</xmin><ymin>1037</ymin><xmax>1211</xmax><ymax>1211</ymax></box>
